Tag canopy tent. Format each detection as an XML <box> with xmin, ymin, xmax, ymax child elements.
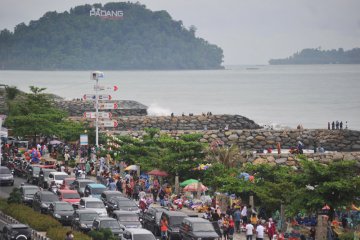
<box><xmin>148</xmin><ymin>169</ymin><xmax>169</xmax><ymax>177</ymax></box>
<box><xmin>180</xmin><ymin>179</ymin><xmax>199</xmax><ymax>187</ymax></box>
<box><xmin>183</xmin><ymin>182</ymin><xmax>208</xmax><ymax>192</ymax></box>
<box><xmin>49</xmin><ymin>139</ymin><xmax>62</xmax><ymax>145</ymax></box>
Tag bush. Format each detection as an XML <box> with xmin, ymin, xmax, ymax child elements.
<box><xmin>339</xmin><ymin>231</ymin><xmax>354</xmax><ymax>240</ymax></box>
<box><xmin>7</xmin><ymin>188</ymin><xmax>22</xmax><ymax>204</ymax></box>
<box><xmin>88</xmin><ymin>228</ymin><xmax>118</xmax><ymax>240</ymax></box>
<box><xmin>0</xmin><ymin>198</ymin><xmax>8</xmax><ymax>211</ymax></box>
<box><xmin>3</xmin><ymin>203</ymin><xmax>61</xmax><ymax>231</ymax></box>
<box><xmin>47</xmin><ymin>227</ymin><xmax>91</xmax><ymax>240</ymax></box>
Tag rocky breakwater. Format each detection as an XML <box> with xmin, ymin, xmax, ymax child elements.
<box><xmin>54</xmin><ymin>99</ymin><xmax>147</xmax><ymax>116</ymax></box>
<box><xmin>247</xmin><ymin>152</ymin><xmax>360</xmax><ymax>168</ymax></box>
<box><xmin>115</xmin><ymin>114</ymin><xmax>261</xmax><ymax>131</ymax></box>
<box><xmin>116</xmin><ymin>129</ymin><xmax>360</xmax><ymax>152</ymax></box>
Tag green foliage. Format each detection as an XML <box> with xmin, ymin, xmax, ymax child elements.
<box><xmin>5</xmin><ymin>86</ymin><xmax>85</xmax><ymax>142</ymax></box>
<box><xmin>47</xmin><ymin>227</ymin><xmax>91</xmax><ymax>240</ymax></box>
<box><xmin>338</xmin><ymin>231</ymin><xmax>354</xmax><ymax>240</ymax></box>
<box><xmin>5</xmin><ymin>85</ymin><xmax>21</xmax><ymax>100</ymax></box>
<box><xmin>3</xmin><ymin>203</ymin><xmax>61</xmax><ymax>231</ymax></box>
<box><xmin>0</xmin><ymin>2</ymin><xmax>223</xmax><ymax>70</ymax></box>
<box><xmin>88</xmin><ymin>228</ymin><xmax>117</xmax><ymax>240</ymax></box>
<box><xmin>269</xmin><ymin>47</ymin><xmax>360</xmax><ymax>64</ymax></box>
<box><xmin>7</xmin><ymin>188</ymin><xmax>22</xmax><ymax>204</ymax></box>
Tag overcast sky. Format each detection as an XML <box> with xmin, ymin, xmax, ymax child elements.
<box><xmin>1</xmin><ymin>0</ymin><xmax>359</xmax><ymax>65</ymax></box>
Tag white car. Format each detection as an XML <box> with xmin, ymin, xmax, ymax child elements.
<box><xmin>79</xmin><ymin>197</ymin><xmax>107</xmax><ymax>217</ymax></box>
<box><xmin>121</xmin><ymin>228</ymin><xmax>156</xmax><ymax>240</ymax></box>
<box><xmin>48</xmin><ymin>171</ymin><xmax>69</xmax><ymax>186</ymax></box>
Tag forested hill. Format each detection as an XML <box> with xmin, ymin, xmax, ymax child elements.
<box><xmin>0</xmin><ymin>2</ymin><xmax>224</xmax><ymax>70</ymax></box>
<box><xmin>269</xmin><ymin>48</ymin><xmax>360</xmax><ymax>65</ymax></box>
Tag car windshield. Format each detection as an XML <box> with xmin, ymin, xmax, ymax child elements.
<box><xmin>55</xmin><ymin>174</ymin><xmax>67</xmax><ymax>180</ymax></box>
<box><xmin>100</xmin><ymin>220</ymin><xmax>121</xmax><ymax>229</ymax></box>
<box><xmin>118</xmin><ymin>201</ymin><xmax>137</xmax><ymax>208</ymax></box>
<box><xmin>134</xmin><ymin>234</ymin><xmax>156</xmax><ymax>240</ymax></box>
<box><xmin>80</xmin><ymin>213</ymin><xmax>98</xmax><ymax>221</ymax></box>
<box><xmin>63</xmin><ymin>193</ymin><xmax>80</xmax><ymax>199</ymax></box>
<box><xmin>33</xmin><ymin>167</ymin><xmax>41</xmax><ymax>174</ymax></box>
<box><xmin>0</xmin><ymin>168</ymin><xmax>11</xmax><ymax>174</ymax></box>
<box><xmin>56</xmin><ymin>203</ymin><xmax>74</xmax><ymax>211</ymax></box>
<box><xmin>24</xmin><ymin>188</ymin><xmax>38</xmax><ymax>195</ymax></box>
<box><xmin>42</xmin><ymin>194</ymin><xmax>58</xmax><ymax>202</ymax></box>
<box><xmin>120</xmin><ymin>215</ymin><xmax>139</xmax><ymax>222</ymax></box>
<box><xmin>169</xmin><ymin>216</ymin><xmax>185</xmax><ymax>226</ymax></box>
<box><xmin>91</xmin><ymin>187</ymin><xmax>106</xmax><ymax>194</ymax></box>
<box><xmin>192</xmin><ymin>222</ymin><xmax>215</xmax><ymax>232</ymax></box>
<box><xmin>80</xmin><ymin>181</ymin><xmax>93</xmax><ymax>188</ymax></box>
<box><xmin>86</xmin><ymin>202</ymin><xmax>105</xmax><ymax>208</ymax></box>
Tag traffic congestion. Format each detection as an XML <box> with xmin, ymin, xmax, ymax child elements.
<box><xmin>1</xmin><ymin>154</ymin><xmax>222</xmax><ymax>240</ymax></box>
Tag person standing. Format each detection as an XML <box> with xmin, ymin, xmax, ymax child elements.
<box><xmin>85</xmin><ymin>161</ymin><xmax>91</xmax><ymax>176</ymax></box>
<box><xmin>228</xmin><ymin>216</ymin><xmax>235</xmax><ymax>240</ymax></box>
<box><xmin>241</xmin><ymin>205</ymin><xmax>248</xmax><ymax>224</ymax></box>
<box><xmin>328</xmin><ymin>122</ymin><xmax>330</xmax><ymax>130</ymax></box>
<box><xmin>340</xmin><ymin>121</ymin><xmax>343</xmax><ymax>130</ymax></box>
<box><xmin>256</xmin><ymin>222</ymin><xmax>265</xmax><ymax>240</ymax></box>
<box><xmin>245</xmin><ymin>221</ymin><xmax>254</xmax><ymax>240</ymax></box>
<box><xmin>266</xmin><ymin>218</ymin><xmax>276</xmax><ymax>240</ymax></box>
<box><xmin>233</xmin><ymin>207</ymin><xmax>241</xmax><ymax>233</ymax></box>
<box><xmin>336</xmin><ymin>120</ymin><xmax>339</xmax><ymax>130</ymax></box>
<box><xmin>160</xmin><ymin>216</ymin><xmax>168</xmax><ymax>240</ymax></box>
<box><xmin>332</xmin><ymin>121</ymin><xmax>335</xmax><ymax>130</ymax></box>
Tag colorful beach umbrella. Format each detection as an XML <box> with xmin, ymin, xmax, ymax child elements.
<box><xmin>148</xmin><ymin>169</ymin><xmax>169</xmax><ymax>177</ymax></box>
<box><xmin>183</xmin><ymin>182</ymin><xmax>208</xmax><ymax>192</ymax></box>
<box><xmin>180</xmin><ymin>179</ymin><xmax>199</xmax><ymax>187</ymax></box>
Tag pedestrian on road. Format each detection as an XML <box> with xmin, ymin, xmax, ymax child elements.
<box><xmin>228</xmin><ymin>216</ymin><xmax>235</xmax><ymax>240</ymax></box>
<box><xmin>256</xmin><ymin>222</ymin><xmax>265</xmax><ymax>240</ymax></box>
<box><xmin>233</xmin><ymin>207</ymin><xmax>241</xmax><ymax>233</ymax></box>
<box><xmin>245</xmin><ymin>220</ymin><xmax>254</xmax><ymax>240</ymax></box>
<box><xmin>266</xmin><ymin>218</ymin><xmax>276</xmax><ymax>240</ymax></box>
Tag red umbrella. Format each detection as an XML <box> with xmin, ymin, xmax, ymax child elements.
<box><xmin>148</xmin><ymin>169</ymin><xmax>169</xmax><ymax>177</ymax></box>
<box><xmin>183</xmin><ymin>182</ymin><xmax>208</xmax><ymax>192</ymax></box>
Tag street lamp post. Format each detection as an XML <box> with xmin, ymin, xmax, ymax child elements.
<box><xmin>91</xmin><ymin>71</ymin><xmax>104</xmax><ymax>147</ymax></box>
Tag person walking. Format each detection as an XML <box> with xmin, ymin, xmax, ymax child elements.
<box><xmin>256</xmin><ymin>222</ymin><xmax>265</xmax><ymax>240</ymax></box>
<box><xmin>233</xmin><ymin>207</ymin><xmax>241</xmax><ymax>233</ymax></box>
<box><xmin>245</xmin><ymin>220</ymin><xmax>254</xmax><ymax>240</ymax></box>
<box><xmin>228</xmin><ymin>216</ymin><xmax>235</xmax><ymax>240</ymax></box>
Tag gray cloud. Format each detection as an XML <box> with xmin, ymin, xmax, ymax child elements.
<box><xmin>0</xmin><ymin>0</ymin><xmax>359</xmax><ymax>64</ymax></box>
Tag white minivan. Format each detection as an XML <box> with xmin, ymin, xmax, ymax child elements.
<box><xmin>48</xmin><ymin>171</ymin><xmax>69</xmax><ymax>186</ymax></box>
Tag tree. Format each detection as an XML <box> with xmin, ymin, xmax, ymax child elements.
<box><xmin>5</xmin><ymin>86</ymin><xmax>85</xmax><ymax>143</ymax></box>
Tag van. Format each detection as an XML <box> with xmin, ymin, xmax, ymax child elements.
<box><xmin>48</xmin><ymin>171</ymin><xmax>69</xmax><ymax>186</ymax></box>
<box><xmin>84</xmin><ymin>183</ymin><xmax>106</xmax><ymax>199</ymax></box>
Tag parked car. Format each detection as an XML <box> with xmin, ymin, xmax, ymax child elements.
<box><xmin>72</xmin><ymin>209</ymin><xmax>99</xmax><ymax>232</ymax></box>
<box><xmin>0</xmin><ymin>166</ymin><xmax>14</xmax><ymax>186</ymax></box>
<box><xmin>160</xmin><ymin>210</ymin><xmax>188</xmax><ymax>240</ymax></box>
<box><xmin>180</xmin><ymin>217</ymin><xmax>220</xmax><ymax>240</ymax></box>
<box><xmin>32</xmin><ymin>191</ymin><xmax>59</xmax><ymax>214</ymax></box>
<box><xmin>79</xmin><ymin>197</ymin><xmax>107</xmax><ymax>217</ymax></box>
<box><xmin>0</xmin><ymin>223</ymin><xmax>32</xmax><ymax>240</ymax></box>
<box><xmin>100</xmin><ymin>190</ymin><xmax>124</xmax><ymax>206</ymax></box>
<box><xmin>92</xmin><ymin>217</ymin><xmax>125</xmax><ymax>239</ymax></box>
<box><xmin>106</xmin><ymin>197</ymin><xmax>139</xmax><ymax>214</ymax></box>
<box><xmin>84</xmin><ymin>183</ymin><xmax>107</xmax><ymax>199</ymax></box>
<box><xmin>111</xmin><ymin>210</ymin><xmax>142</xmax><ymax>229</ymax></box>
<box><xmin>20</xmin><ymin>185</ymin><xmax>40</xmax><ymax>205</ymax></box>
<box><xmin>70</xmin><ymin>179</ymin><xmax>95</xmax><ymax>197</ymax></box>
<box><xmin>49</xmin><ymin>201</ymin><xmax>75</xmax><ymax>225</ymax></box>
<box><xmin>121</xmin><ymin>228</ymin><xmax>156</xmax><ymax>240</ymax></box>
<box><xmin>141</xmin><ymin>206</ymin><xmax>167</xmax><ymax>236</ymax></box>
<box><xmin>57</xmin><ymin>189</ymin><xmax>81</xmax><ymax>205</ymax></box>
<box><xmin>38</xmin><ymin>168</ymin><xmax>54</xmax><ymax>188</ymax></box>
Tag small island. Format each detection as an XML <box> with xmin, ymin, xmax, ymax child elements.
<box><xmin>0</xmin><ymin>2</ymin><xmax>224</xmax><ymax>70</ymax></box>
<box><xmin>269</xmin><ymin>47</ymin><xmax>360</xmax><ymax>65</ymax></box>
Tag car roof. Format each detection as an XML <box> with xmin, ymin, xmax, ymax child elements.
<box><xmin>183</xmin><ymin>217</ymin><xmax>209</xmax><ymax>223</ymax></box>
<box><xmin>0</xmin><ymin>166</ymin><xmax>10</xmax><ymax>170</ymax></box>
<box><xmin>75</xmin><ymin>209</ymin><xmax>98</xmax><ymax>214</ymax></box>
<box><xmin>87</xmin><ymin>183</ymin><xmax>106</xmax><ymax>188</ymax></box>
<box><xmin>8</xmin><ymin>224</ymin><xmax>29</xmax><ymax>229</ymax></box>
<box><xmin>111</xmin><ymin>196</ymin><xmax>131</xmax><ymax>201</ymax></box>
<box><xmin>96</xmin><ymin>217</ymin><xmax>117</xmax><ymax>221</ymax></box>
<box><xmin>39</xmin><ymin>191</ymin><xmax>57</xmax><ymax>196</ymax></box>
<box><xmin>125</xmin><ymin>228</ymin><xmax>154</xmax><ymax>234</ymax></box>
<box><xmin>50</xmin><ymin>171</ymin><xmax>68</xmax><ymax>175</ymax></box>
<box><xmin>113</xmin><ymin>210</ymin><xmax>138</xmax><ymax>215</ymax></box>
<box><xmin>103</xmin><ymin>190</ymin><xmax>122</xmax><ymax>195</ymax></box>
<box><xmin>42</xmin><ymin>168</ymin><xmax>55</xmax><ymax>172</ymax></box>
<box><xmin>22</xmin><ymin>185</ymin><xmax>39</xmax><ymax>189</ymax></box>
<box><xmin>52</xmin><ymin>201</ymin><xmax>72</xmax><ymax>205</ymax></box>
<box><xmin>76</xmin><ymin>179</ymin><xmax>95</xmax><ymax>183</ymax></box>
<box><xmin>81</xmin><ymin>197</ymin><xmax>103</xmax><ymax>202</ymax></box>
<box><xmin>162</xmin><ymin>210</ymin><xmax>188</xmax><ymax>217</ymax></box>
<box><xmin>58</xmin><ymin>189</ymin><xmax>78</xmax><ymax>194</ymax></box>
<box><xmin>64</xmin><ymin>177</ymin><xmax>76</xmax><ymax>180</ymax></box>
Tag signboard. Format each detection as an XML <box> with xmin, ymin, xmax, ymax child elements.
<box><xmin>97</xmin><ymin>102</ymin><xmax>118</xmax><ymax>110</ymax></box>
<box><xmin>83</xmin><ymin>94</ymin><xmax>112</xmax><ymax>101</ymax></box>
<box><xmin>80</xmin><ymin>134</ymin><xmax>88</xmax><ymax>145</ymax></box>
<box><xmin>94</xmin><ymin>85</ymin><xmax>119</xmax><ymax>91</ymax></box>
<box><xmin>83</xmin><ymin>112</ymin><xmax>112</xmax><ymax>119</ymax></box>
<box><xmin>99</xmin><ymin>120</ymin><xmax>118</xmax><ymax>128</ymax></box>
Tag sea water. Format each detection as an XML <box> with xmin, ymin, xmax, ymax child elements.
<box><xmin>1</xmin><ymin>64</ymin><xmax>359</xmax><ymax>130</ymax></box>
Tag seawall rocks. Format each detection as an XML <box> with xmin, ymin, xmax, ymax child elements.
<box><xmin>111</xmin><ymin>129</ymin><xmax>360</xmax><ymax>152</ymax></box>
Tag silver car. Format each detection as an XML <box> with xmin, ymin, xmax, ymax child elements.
<box><xmin>0</xmin><ymin>166</ymin><xmax>14</xmax><ymax>186</ymax></box>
